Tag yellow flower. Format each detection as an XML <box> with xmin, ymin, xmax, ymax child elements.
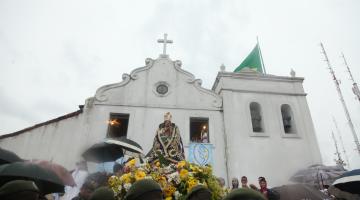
<box><xmin>163</xmin><ymin>185</ymin><xmax>176</xmax><ymax>197</ymax></box>
<box><xmin>177</xmin><ymin>161</ymin><xmax>186</xmax><ymax>169</ymax></box>
<box><xmin>165</xmin><ymin>197</ymin><xmax>173</xmax><ymax>200</ymax></box>
<box><xmin>126</xmin><ymin>159</ymin><xmax>136</xmax><ymax>167</ymax></box>
<box><xmin>187</xmin><ymin>177</ymin><xmax>199</xmax><ymax>192</ymax></box>
<box><xmin>135</xmin><ymin>170</ymin><xmax>146</xmax><ymax>181</ymax></box>
<box><xmin>190</xmin><ymin>165</ymin><xmax>201</xmax><ymax>173</ymax></box>
<box><xmin>179</xmin><ymin>169</ymin><xmax>189</xmax><ymax>180</ymax></box>
<box><xmin>155</xmin><ymin>161</ymin><xmax>160</xmax><ymax>167</ymax></box>
<box><xmin>108</xmin><ymin>175</ymin><xmax>120</xmax><ymax>187</ymax></box>
<box><xmin>120</xmin><ymin>172</ymin><xmax>132</xmax><ymax>184</ymax></box>
<box><xmin>157</xmin><ymin>176</ymin><xmax>167</xmax><ymax>187</ymax></box>
<box><xmin>203</xmin><ymin>166</ymin><xmax>212</xmax><ymax>175</ymax></box>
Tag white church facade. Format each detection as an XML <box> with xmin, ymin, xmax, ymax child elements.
<box><xmin>0</xmin><ymin>37</ymin><xmax>322</xmax><ymax>186</ymax></box>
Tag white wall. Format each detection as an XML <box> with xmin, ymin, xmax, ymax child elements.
<box><xmin>0</xmin><ymin>113</ymin><xmax>87</xmax><ymax>169</ymax></box>
<box><xmin>214</xmin><ymin>71</ymin><xmax>322</xmax><ymax>187</ymax></box>
<box><xmin>0</xmin><ymin>56</ymin><xmax>227</xmax><ymax>180</ymax></box>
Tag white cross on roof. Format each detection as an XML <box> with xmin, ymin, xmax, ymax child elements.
<box><xmin>157</xmin><ymin>33</ymin><xmax>173</xmax><ymax>56</ymax></box>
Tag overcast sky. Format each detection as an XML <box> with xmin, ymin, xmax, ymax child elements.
<box><xmin>1</xmin><ymin>0</ymin><xmax>359</xmax><ymax>168</ymax></box>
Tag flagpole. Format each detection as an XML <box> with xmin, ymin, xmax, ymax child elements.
<box><xmin>257</xmin><ymin>36</ymin><xmax>267</xmax><ymax>74</ymax></box>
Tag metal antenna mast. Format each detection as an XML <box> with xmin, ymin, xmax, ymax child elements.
<box><xmin>331</xmin><ymin>131</ymin><xmax>346</xmax><ymax>166</ymax></box>
<box><xmin>320</xmin><ymin>43</ymin><xmax>360</xmax><ymax>155</ymax></box>
<box><xmin>333</xmin><ymin>116</ymin><xmax>350</xmax><ymax>168</ymax></box>
<box><xmin>341</xmin><ymin>52</ymin><xmax>360</xmax><ymax>102</ymax></box>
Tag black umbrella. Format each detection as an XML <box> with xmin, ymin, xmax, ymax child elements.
<box><xmin>82</xmin><ymin>142</ymin><xmax>125</xmax><ymax>163</ymax></box>
<box><xmin>0</xmin><ymin>162</ymin><xmax>64</xmax><ymax>195</ymax></box>
<box><xmin>272</xmin><ymin>184</ymin><xmax>328</xmax><ymax>200</ymax></box>
<box><xmin>333</xmin><ymin>169</ymin><xmax>360</xmax><ymax>194</ymax></box>
<box><xmin>0</xmin><ymin>148</ymin><xmax>22</xmax><ymax>165</ymax></box>
<box><xmin>104</xmin><ymin>137</ymin><xmax>143</xmax><ymax>154</ymax></box>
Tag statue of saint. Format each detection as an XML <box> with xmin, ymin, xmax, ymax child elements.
<box><xmin>146</xmin><ymin>112</ymin><xmax>185</xmax><ymax>164</ymax></box>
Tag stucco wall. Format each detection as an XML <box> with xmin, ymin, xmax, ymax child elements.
<box><xmin>0</xmin><ymin>113</ymin><xmax>87</xmax><ymax>169</ymax></box>
<box><xmin>0</xmin><ymin>56</ymin><xmax>227</xmax><ymax>180</ymax></box>
<box><xmin>215</xmin><ymin>72</ymin><xmax>322</xmax><ymax>186</ymax></box>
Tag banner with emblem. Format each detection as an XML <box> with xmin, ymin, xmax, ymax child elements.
<box><xmin>188</xmin><ymin>143</ymin><xmax>214</xmax><ymax>166</ymax></box>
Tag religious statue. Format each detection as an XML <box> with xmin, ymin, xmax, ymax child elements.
<box><xmin>146</xmin><ymin>112</ymin><xmax>185</xmax><ymax>164</ymax></box>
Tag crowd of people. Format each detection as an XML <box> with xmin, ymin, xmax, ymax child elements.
<box><xmin>0</xmin><ymin>158</ymin><xmax>278</xmax><ymax>200</ymax></box>
<box><xmin>217</xmin><ymin>176</ymin><xmax>279</xmax><ymax>200</ymax></box>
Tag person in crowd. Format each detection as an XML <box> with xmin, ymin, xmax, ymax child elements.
<box><xmin>89</xmin><ymin>187</ymin><xmax>115</xmax><ymax>200</ymax></box>
<box><xmin>241</xmin><ymin>176</ymin><xmax>249</xmax><ymax>188</ymax></box>
<box><xmin>258</xmin><ymin>177</ymin><xmax>269</xmax><ymax>198</ymax></box>
<box><xmin>62</xmin><ymin>161</ymin><xmax>89</xmax><ymax>200</ymax></box>
<box><xmin>231</xmin><ymin>178</ymin><xmax>239</xmax><ymax>190</ymax></box>
<box><xmin>223</xmin><ymin>188</ymin><xmax>266</xmax><ymax>200</ymax></box>
<box><xmin>71</xmin><ymin>181</ymin><xmax>96</xmax><ymax>200</ymax></box>
<box><xmin>85</xmin><ymin>172</ymin><xmax>111</xmax><ymax>188</ymax></box>
<box><xmin>113</xmin><ymin>162</ymin><xmax>124</xmax><ymax>176</ymax></box>
<box><xmin>217</xmin><ymin>177</ymin><xmax>225</xmax><ymax>187</ymax></box>
<box><xmin>320</xmin><ymin>184</ymin><xmax>330</xmax><ymax>196</ymax></box>
<box><xmin>258</xmin><ymin>177</ymin><xmax>279</xmax><ymax>200</ymax></box>
<box><xmin>124</xmin><ymin>179</ymin><xmax>163</xmax><ymax>200</ymax></box>
<box><xmin>0</xmin><ymin>180</ymin><xmax>40</xmax><ymax>200</ymax></box>
<box><xmin>186</xmin><ymin>185</ymin><xmax>212</xmax><ymax>200</ymax></box>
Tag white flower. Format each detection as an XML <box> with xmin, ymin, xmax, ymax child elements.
<box><xmin>168</xmin><ymin>172</ymin><xmax>181</xmax><ymax>184</ymax></box>
<box><xmin>144</xmin><ymin>176</ymin><xmax>153</xmax><ymax>179</ymax></box>
<box><xmin>174</xmin><ymin>191</ymin><xmax>181</xmax><ymax>200</ymax></box>
<box><xmin>163</xmin><ymin>165</ymin><xmax>175</xmax><ymax>173</ymax></box>
<box><xmin>124</xmin><ymin>183</ymin><xmax>132</xmax><ymax>191</ymax></box>
<box><xmin>118</xmin><ymin>185</ymin><xmax>122</xmax><ymax>191</ymax></box>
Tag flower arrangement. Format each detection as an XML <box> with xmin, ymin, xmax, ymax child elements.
<box><xmin>108</xmin><ymin>159</ymin><xmax>225</xmax><ymax>200</ymax></box>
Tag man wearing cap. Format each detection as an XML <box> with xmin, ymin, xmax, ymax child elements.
<box><xmin>146</xmin><ymin>112</ymin><xmax>185</xmax><ymax>164</ymax></box>
<box><xmin>124</xmin><ymin>179</ymin><xmax>163</xmax><ymax>200</ymax></box>
<box><xmin>186</xmin><ymin>185</ymin><xmax>212</xmax><ymax>200</ymax></box>
<box><xmin>0</xmin><ymin>180</ymin><xmax>40</xmax><ymax>200</ymax></box>
<box><xmin>224</xmin><ymin>188</ymin><xmax>266</xmax><ymax>200</ymax></box>
<box><xmin>89</xmin><ymin>187</ymin><xmax>115</xmax><ymax>200</ymax></box>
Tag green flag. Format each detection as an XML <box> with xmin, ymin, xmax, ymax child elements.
<box><xmin>234</xmin><ymin>44</ymin><xmax>263</xmax><ymax>73</ymax></box>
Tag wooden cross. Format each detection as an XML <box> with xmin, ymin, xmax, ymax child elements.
<box><xmin>157</xmin><ymin>33</ymin><xmax>173</xmax><ymax>55</ymax></box>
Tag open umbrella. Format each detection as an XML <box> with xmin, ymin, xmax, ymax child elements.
<box><xmin>333</xmin><ymin>169</ymin><xmax>360</xmax><ymax>194</ymax></box>
<box><xmin>290</xmin><ymin>164</ymin><xmax>346</xmax><ymax>188</ymax></box>
<box><xmin>272</xmin><ymin>184</ymin><xmax>328</xmax><ymax>200</ymax></box>
<box><xmin>0</xmin><ymin>148</ymin><xmax>22</xmax><ymax>165</ymax></box>
<box><xmin>29</xmin><ymin>160</ymin><xmax>76</xmax><ymax>187</ymax></box>
<box><xmin>105</xmin><ymin>137</ymin><xmax>143</xmax><ymax>154</ymax></box>
<box><xmin>0</xmin><ymin>162</ymin><xmax>64</xmax><ymax>194</ymax></box>
<box><xmin>82</xmin><ymin>142</ymin><xmax>125</xmax><ymax>163</ymax></box>
<box><xmin>328</xmin><ymin>185</ymin><xmax>360</xmax><ymax>200</ymax></box>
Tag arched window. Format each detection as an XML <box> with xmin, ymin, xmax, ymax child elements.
<box><xmin>250</xmin><ymin>102</ymin><xmax>263</xmax><ymax>132</ymax></box>
<box><xmin>281</xmin><ymin>104</ymin><xmax>296</xmax><ymax>133</ymax></box>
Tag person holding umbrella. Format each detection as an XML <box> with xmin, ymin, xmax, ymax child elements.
<box><xmin>62</xmin><ymin>161</ymin><xmax>89</xmax><ymax>200</ymax></box>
